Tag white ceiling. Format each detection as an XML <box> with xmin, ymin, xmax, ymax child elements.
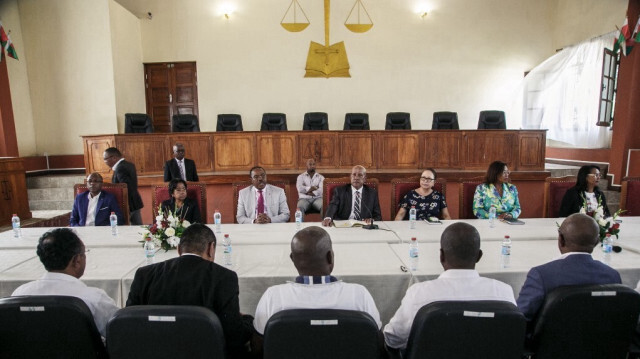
<box><xmin>113</xmin><ymin>0</ymin><xmax>158</xmax><ymax>19</ymax></box>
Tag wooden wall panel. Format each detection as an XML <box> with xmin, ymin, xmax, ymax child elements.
<box><xmin>117</xmin><ymin>136</ymin><xmax>167</xmax><ymax>175</ymax></box>
<box><xmin>379</xmin><ymin>132</ymin><xmax>420</xmax><ymax>168</ymax></box>
<box><xmin>421</xmin><ymin>132</ymin><xmax>462</xmax><ymax>169</ymax></box>
<box><xmin>83</xmin><ymin>136</ymin><xmax>115</xmax><ymax>177</ymax></box>
<box><xmin>168</xmin><ymin>134</ymin><xmax>214</xmax><ymax>173</ymax></box>
<box><xmin>464</xmin><ymin>131</ymin><xmax>517</xmax><ymax>170</ymax></box>
<box><xmin>214</xmin><ymin>134</ymin><xmax>254</xmax><ymax>171</ymax></box>
<box><xmin>298</xmin><ymin>133</ymin><xmax>338</xmax><ymax>169</ymax></box>
<box><xmin>339</xmin><ymin>134</ymin><xmax>374</xmax><ymax>167</ymax></box>
<box><xmin>518</xmin><ymin>132</ymin><xmax>545</xmax><ymax>170</ymax></box>
<box><xmin>0</xmin><ymin>158</ymin><xmax>31</xmax><ymax>225</ymax></box>
<box><xmin>257</xmin><ymin>134</ymin><xmax>296</xmax><ymax>169</ymax></box>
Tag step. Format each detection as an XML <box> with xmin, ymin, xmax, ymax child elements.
<box><xmin>28</xmin><ymin>200</ymin><xmax>74</xmax><ymax>211</ymax></box>
<box><xmin>27</xmin><ymin>175</ymin><xmax>85</xmax><ymax>189</ymax></box>
<box><xmin>28</xmin><ymin>188</ymin><xmax>75</xmax><ymax>201</ymax></box>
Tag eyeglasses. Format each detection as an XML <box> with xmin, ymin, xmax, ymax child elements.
<box><xmin>420</xmin><ymin>177</ymin><xmax>435</xmax><ymax>182</ymax></box>
<box><xmin>251</xmin><ymin>174</ymin><xmax>266</xmax><ymax>180</ymax></box>
<box><xmin>587</xmin><ymin>173</ymin><xmax>601</xmax><ymax>178</ymax></box>
<box><xmin>103</xmin><ymin>155</ymin><xmax>114</xmax><ymax>162</ymax></box>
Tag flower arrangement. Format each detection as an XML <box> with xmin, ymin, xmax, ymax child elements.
<box><xmin>580</xmin><ymin>197</ymin><xmax>624</xmax><ymax>242</ymax></box>
<box><xmin>140</xmin><ymin>206</ymin><xmax>190</xmax><ymax>251</ymax></box>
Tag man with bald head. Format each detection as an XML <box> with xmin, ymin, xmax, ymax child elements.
<box><xmin>517</xmin><ymin>213</ymin><xmax>622</xmax><ymax>321</ymax></box>
<box><xmin>384</xmin><ymin>222</ymin><xmax>515</xmax><ymax>350</ymax></box>
<box><xmin>163</xmin><ymin>142</ymin><xmax>199</xmax><ymax>182</ymax></box>
<box><xmin>70</xmin><ymin>172</ymin><xmax>124</xmax><ymax>226</ymax></box>
<box><xmin>322</xmin><ymin>165</ymin><xmax>382</xmax><ymax>226</ymax></box>
<box><xmin>253</xmin><ymin>226</ymin><xmax>381</xmax><ymax>335</ymax></box>
<box><xmin>296</xmin><ymin>158</ymin><xmax>324</xmax><ymax>217</ymax></box>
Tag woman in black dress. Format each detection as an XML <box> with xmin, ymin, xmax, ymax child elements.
<box><xmin>558</xmin><ymin>165</ymin><xmax>610</xmax><ymax>217</ymax></box>
<box><xmin>161</xmin><ymin>179</ymin><xmax>202</xmax><ymax>223</ymax></box>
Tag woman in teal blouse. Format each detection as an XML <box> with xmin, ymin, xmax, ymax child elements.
<box><xmin>473</xmin><ymin>161</ymin><xmax>521</xmax><ymax>219</ymax></box>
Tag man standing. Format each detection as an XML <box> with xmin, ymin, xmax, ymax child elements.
<box><xmin>70</xmin><ymin>172</ymin><xmax>124</xmax><ymax>226</ymax></box>
<box><xmin>103</xmin><ymin>147</ymin><xmax>144</xmax><ymax>225</ymax></box>
<box><xmin>383</xmin><ymin>222</ymin><xmax>515</xmax><ymax>350</ymax></box>
<box><xmin>296</xmin><ymin>158</ymin><xmax>324</xmax><ymax>216</ymax></box>
<box><xmin>12</xmin><ymin>228</ymin><xmax>119</xmax><ymax>338</ymax></box>
<box><xmin>163</xmin><ymin>142</ymin><xmax>199</xmax><ymax>182</ymax></box>
<box><xmin>236</xmin><ymin>166</ymin><xmax>290</xmax><ymax>224</ymax></box>
<box><xmin>322</xmin><ymin>165</ymin><xmax>381</xmax><ymax>226</ymax></box>
<box><xmin>517</xmin><ymin>213</ymin><xmax>622</xmax><ymax>321</ymax></box>
<box><xmin>127</xmin><ymin>224</ymin><xmax>254</xmax><ymax>356</ymax></box>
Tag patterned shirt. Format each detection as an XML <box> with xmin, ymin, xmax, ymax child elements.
<box><xmin>398</xmin><ymin>189</ymin><xmax>447</xmax><ymax>220</ymax></box>
<box><xmin>472</xmin><ymin>183</ymin><xmax>521</xmax><ymax>219</ymax></box>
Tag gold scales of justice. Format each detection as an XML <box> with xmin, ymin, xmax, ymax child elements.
<box><xmin>280</xmin><ymin>0</ymin><xmax>373</xmax><ymax>78</ymax></box>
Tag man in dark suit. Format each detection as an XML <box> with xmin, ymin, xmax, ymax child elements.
<box><xmin>322</xmin><ymin>165</ymin><xmax>382</xmax><ymax>226</ymax></box>
<box><xmin>70</xmin><ymin>172</ymin><xmax>124</xmax><ymax>226</ymax></box>
<box><xmin>103</xmin><ymin>147</ymin><xmax>144</xmax><ymax>225</ymax></box>
<box><xmin>126</xmin><ymin>224</ymin><xmax>254</xmax><ymax>357</ymax></box>
<box><xmin>163</xmin><ymin>142</ymin><xmax>199</xmax><ymax>182</ymax></box>
<box><xmin>517</xmin><ymin>213</ymin><xmax>622</xmax><ymax>321</ymax></box>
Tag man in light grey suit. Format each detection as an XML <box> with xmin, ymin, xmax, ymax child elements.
<box><xmin>237</xmin><ymin>166</ymin><xmax>290</xmax><ymax>224</ymax></box>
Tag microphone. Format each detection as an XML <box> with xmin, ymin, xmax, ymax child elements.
<box><xmin>359</xmin><ymin>194</ymin><xmax>379</xmax><ymax>230</ymax></box>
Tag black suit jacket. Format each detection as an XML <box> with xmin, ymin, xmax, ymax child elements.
<box><xmin>324</xmin><ymin>184</ymin><xmax>382</xmax><ymax>221</ymax></box>
<box><xmin>163</xmin><ymin>158</ymin><xmax>199</xmax><ymax>182</ymax></box>
<box><xmin>126</xmin><ymin>255</ymin><xmax>253</xmax><ymax>353</ymax></box>
<box><xmin>161</xmin><ymin>197</ymin><xmax>202</xmax><ymax>223</ymax></box>
<box><xmin>112</xmin><ymin>159</ymin><xmax>144</xmax><ymax>212</ymax></box>
<box><xmin>559</xmin><ymin>186</ymin><xmax>610</xmax><ymax>217</ymax></box>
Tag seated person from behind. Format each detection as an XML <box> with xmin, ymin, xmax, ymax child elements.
<box><xmin>383</xmin><ymin>222</ymin><xmax>515</xmax><ymax>350</ymax></box>
<box><xmin>558</xmin><ymin>165</ymin><xmax>610</xmax><ymax>217</ymax></box>
<box><xmin>517</xmin><ymin>213</ymin><xmax>621</xmax><ymax>322</ymax></box>
<box><xmin>322</xmin><ymin>165</ymin><xmax>382</xmax><ymax>226</ymax></box>
<box><xmin>12</xmin><ymin>228</ymin><xmax>119</xmax><ymax>338</ymax></box>
<box><xmin>473</xmin><ymin>160</ymin><xmax>521</xmax><ymax>219</ymax></box>
<box><xmin>237</xmin><ymin>166</ymin><xmax>290</xmax><ymax>224</ymax></box>
<box><xmin>70</xmin><ymin>172</ymin><xmax>124</xmax><ymax>226</ymax></box>
<box><xmin>253</xmin><ymin>226</ymin><xmax>381</xmax><ymax>335</ymax></box>
<box><xmin>394</xmin><ymin>168</ymin><xmax>451</xmax><ymax>221</ymax></box>
<box><xmin>160</xmin><ymin>178</ymin><xmax>202</xmax><ymax>223</ymax></box>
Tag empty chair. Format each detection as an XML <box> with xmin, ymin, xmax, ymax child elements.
<box><xmin>172</xmin><ymin>114</ymin><xmax>200</xmax><ymax>132</ymax></box>
<box><xmin>478</xmin><ymin>110</ymin><xmax>506</xmax><ymax>129</ymax></box>
<box><xmin>263</xmin><ymin>309</ymin><xmax>381</xmax><ymax>359</ymax></box>
<box><xmin>261</xmin><ymin>113</ymin><xmax>288</xmax><ymax>131</ymax></box>
<box><xmin>124</xmin><ymin>113</ymin><xmax>153</xmax><ymax>133</ymax></box>
<box><xmin>432</xmin><ymin>111</ymin><xmax>459</xmax><ymax>129</ymax></box>
<box><xmin>107</xmin><ymin>305</ymin><xmax>225</xmax><ymax>359</ymax></box>
<box><xmin>303</xmin><ymin>112</ymin><xmax>329</xmax><ymax>130</ymax></box>
<box><xmin>344</xmin><ymin>113</ymin><xmax>370</xmax><ymax>130</ymax></box>
<box><xmin>385</xmin><ymin>112</ymin><xmax>411</xmax><ymax>129</ymax></box>
<box><xmin>0</xmin><ymin>295</ymin><xmax>108</xmax><ymax>358</ymax></box>
<box><xmin>216</xmin><ymin>114</ymin><xmax>243</xmax><ymax>131</ymax></box>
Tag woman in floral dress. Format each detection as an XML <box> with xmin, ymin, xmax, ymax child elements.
<box><xmin>395</xmin><ymin>168</ymin><xmax>451</xmax><ymax>221</ymax></box>
<box><xmin>473</xmin><ymin>161</ymin><xmax>521</xmax><ymax>219</ymax></box>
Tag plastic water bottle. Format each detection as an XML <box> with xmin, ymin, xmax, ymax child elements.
<box><xmin>214</xmin><ymin>209</ymin><xmax>222</xmax><ymax>233</ymax></box>
<box><xmin>11</xmin><ymin>214</ymin><xmax>21</xmax><ymax>238</ymax></box>
<box><xmin>489</xmin><ymin>206</ymin><xmax>497</xmax><ymax>228</ymax></box>
<box><xmin>409</xmin><ymin>237</ymin><xmax>419</xmax><ymax>271</ymax></box>
<box><xmin>295</xmin><ymin>208</ymin><xmax>303</xmax><ymax>230</ymax></box>
<box><xmin>222</xmin><ymin>234</ymin><xmax>232</xmax><ymax>267</ymax></box>
<box><xmin>602</xmin><ymin>234</ymin><xmax>612</xmax><ymax>265</ymax></box>
<box><xmin>144</xmin><ymin>239</ymin><xmax>155</xmax><ymax>265</ymax></box>
<box><xmin>409</xmin><ymin>206</ymin><xmax>417</xmax><ymax>229</ymax></box>
<box><xmin>500</xmin><ymin>235</ymin><xmax>511</xmax><ymax>269</ymax></box>
<box><xmin>109</xmin><ymin>212</ymin><xmax>118</xmax><ymax>236</ymax></box>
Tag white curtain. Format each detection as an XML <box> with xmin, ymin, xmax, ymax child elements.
<box><xmin>519</xmin><ymin>32</ymin><xmax>616</xmax><ymax>148</ymax></box>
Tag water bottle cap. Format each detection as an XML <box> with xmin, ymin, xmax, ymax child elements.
<box><xmin>411</xmin><ymin>206</ymin><xmax>415</xmax><ymax>208</ymax></box>
<box><xmin>215</xmin><ymin>209</ymin><xmax>220</xmax><ymax>212</ymax></box>
<box><xmin>111</xmin><ymin>212</ymin><xmax>115</xmax><ymax>214</ymax></box>
<box><xmin>224</xmin><ymin>234</ymin><xmax>229</xmax><ymax>238</ymax></box>
<box><xmin>411</xmin><ymin>237</ymin><xmax>417</xmax><ymax>241</ymax></box>
<box><xmin>12</xmin><ymin>213</ymin><xmax>16</xmax><ymax>216</ymax></box>
<box><xmin>504</xmin><ymin>235</ymin><xmax>510</xmax><ymax>238</ymax></box>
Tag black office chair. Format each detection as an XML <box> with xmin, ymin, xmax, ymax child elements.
<box><xmin>344</xmin><ymin>113</ymin><xmax>370</xmax><ymax>130</ymax></box>
<box><xmin>263</xmin><ymin>309</ymin><xmax>381</xmax><ymax>359</ymax></box>
<box><xmin>261</xmin><ymin>113</ymin><xmax>288</xmax><ymax>131</ymax></box>
<box><xmin>172</xmin><ymin>114</ymin><xmax>200</xmax><ymax>132</ymax></box>
<box><xmin>216</xmin><ymin>114</ymin><xmax>243</xmax><ymax>131</ymax></box>
<box><xmin>124</xmin><ymin>113</ymin><xmax>153</xmax><ymax>133</ymax></box>
<box><xmin>432</xmin><ymin>111</ymin><xmax>459</xmax><ymax>129</ymax></box>
<box><xmin>107</xmin><ymin>305</ymin><xmax>225</xmax><ymax>359</ymax></box>
<box><xmin>529</xmin><ymin>284</ymin><xmax>640</xmax><ymax>359</ymax></box>
<box><xmin>385</xmin><ymin>112</ymin><xmax>411</xmax><ymax>129</ymax></box>
<box><xmin>303</xmin><ymin>112</ymin><xmax>329</xmax><ymax>130</ymax></box>
<box><xmin>403</xmin><ymin>301</ymin><xmax>526</xmax><ymax>359</ymax></box>
<box><xmin>0</xmin><ymin>295</ymin><xmax>108</xmax><ymax>358</ymax></box>
<box><xmin>478</xmin><ymin>110</ymin><xmax>506</xmax><ymax>129</ymax></box>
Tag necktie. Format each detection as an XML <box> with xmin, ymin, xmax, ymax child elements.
<box><xmin>354</xmin><ymin>191</ymin><xmax>361</xmax><ymax>220</ymax></box>
<box><xmin>178</xmin><ymin>160</ymin><xmax>186</xmax><ymax>181</ymax></box>
<box><xmin>257</xmin><ymin>189</ymin><xmax>265</xmax><ymax>214</ymax></box>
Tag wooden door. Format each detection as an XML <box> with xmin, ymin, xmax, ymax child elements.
<box><xmin>144</xmin><ymin>62</ymin><xmax>198</xmax><ymax>133</ymax></box>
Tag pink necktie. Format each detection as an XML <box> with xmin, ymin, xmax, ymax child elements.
<box><xmin>257</xmin><ymin>190</ymin><xmax>265</xmax><ymax>214</ymax></box>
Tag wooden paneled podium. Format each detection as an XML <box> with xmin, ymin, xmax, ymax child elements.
<box><xmin>0</xmin><ymin>158</ymin><xmax>32</xmax><ymax>225</ymax></box>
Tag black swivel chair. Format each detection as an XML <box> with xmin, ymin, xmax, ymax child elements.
<box><xmin>261</xmin><ymin>113</ymin><xmax>288</xmax><ymax>131</ymax></box>
<box><xmin>432</xmin><ymin>111</ymin><xmax>460</xmax><ymax>129</ymax></box>
<box><xmin>303</xmin><ymin>112</ymin><xmax>329</xmax><ymax>130</ymax></box>
<box><xmin>344</xmin><ymin>113</ymin><xmax>370</xmax><ymax>130</ymax></box>
<box><xmin>107</xmin><ymin>306</ymin><xmax>225</xmax><ymax>359</ymax></box>
<box><xmin>403</xmin><ymin>301</ymin><xmax>526</xmax><ymax>359</ymax></box>
<box><xmin>528</xmin><ymin>284</ymin><xmax>640</xmax><ymax>359</ymax></box>
<box><xmin>385</xmin><ymin>112</ymin><xmax>411</xmax><ymax>129</ymax></box>
<box><xmin>172</xmin><ymin>114</ymin><xmax>200</xmax><ymax>132</ymax></box>
<box><xmin>124</xmin><ymin>113</ymin><xmax>153</xmax><ymax>133</ymax></box>
<box><xmin>216</xmin><ymin>114</ymin><xmax>243</xmax><ymax>131</ymax></box>
<box><xmin>263</xmin><ymin>309</ymin><xmax>381</xmax><ymax>359</ymax></box>
<box><xmin>0</xmin><ymin>295</ymin><xmax>108</xmax><ymax>358</ymax></box>
<box><xmin>478</xmin><ymin>110</ymin><xmax>506</xmax><ymax>129</ymax></box>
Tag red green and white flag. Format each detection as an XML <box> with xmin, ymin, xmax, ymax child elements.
<box><xmin>634</xmin><ymin>16</ymin><xmax>640</xmax><ymax>43</ymax></box>
<box><xmin>613</xmin><ymin>16</ymin><xmax>631</xmax><ymax>56</ymax></box>
<box><xmin>0</xmin><ymin>22</ymin><xmax>18</xmax><ymax>61</ymax></box>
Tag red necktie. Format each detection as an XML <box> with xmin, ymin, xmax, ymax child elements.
<box><xmin>257</xmin><ymin>189</ymin><xmax>265</xmax><ymax>214</ymax></box>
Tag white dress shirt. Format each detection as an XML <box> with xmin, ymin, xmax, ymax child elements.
<box><xmin>296</xmin><ymin>171</ymin><xmax>324</xmax><ymax>199</ymax></box>
<box><xmin>85</xmin><ymin>192</ymin><xmax>101</xmax><ymax>226</ymax></box>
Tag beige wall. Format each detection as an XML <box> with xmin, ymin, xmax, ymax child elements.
<box><xmin>552</xmin><ymin>0</ymin><xmax>627</xmax><ymax>50</ymax></box>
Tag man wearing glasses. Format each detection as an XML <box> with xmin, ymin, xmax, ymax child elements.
<box><xmin>103</xmin><ymin>147</ymin><xmax>144</xmax><ymax>225</ymax></box>
<box><xmin>236</xmin><ymin>166</ymin><xmax>290</xmax><ymax>224</ymax></box>
<box><xmin>322</xmin><ymin>165</ymin><xmax>382</xmax><ymax>226</ymax></box>
<box><xmin>70</xmin><ymin>172</ymin><xmax>124</xmax><ymax>226</ymax></box>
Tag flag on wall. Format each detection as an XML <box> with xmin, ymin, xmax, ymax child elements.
<box><xmin>613</xmin><ymin>16</ymin><xmax>631</xmax><ymax>56</ymax></box>
<box><xmin>0</xmin><ymin>22</ymin><xmax>18</xmax><ymax>61</ymax></box>
<box><xmin>634</xmin><ymin>16</ymin><xmax>640</xmax><ymax>43</ymax></box>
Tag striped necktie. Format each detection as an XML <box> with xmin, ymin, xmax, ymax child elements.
<box><xmin>354</xmin><ymin>191</ymin><xmax>361</xmax><ymax>220</ymax></box>
<box><xmin>178</xmin><ymin>160</ymin><xmax>186</xmax><ymax>181</ymax></box>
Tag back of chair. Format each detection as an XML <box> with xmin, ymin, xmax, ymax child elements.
<box><xmin>303</xmin><ymin>112</ymin><xmax>329</xmax><ymax>130</ymax></box>
<box><xmin>478</xmin><ymin>110</ymin><xmax>506</xmax><ymax>129</ymax></box>
<box><xmin>216</xmin><ymin>114</ymin><xmax>243</xmax><ymax>131</ymax></box>
<box><xmin>74</xmin><ymin>182</ymin><xmax>130</xmax><ymax>225</ymax></box>
<box><xmin>323</xmin><ymin>177</ymin><xmax>379</xmax><ymax>216</ymax></box>
<box><xmin>530</xmin><ymin>284</ymin><xmax>640</xmax><ymax>359</ymax></box>
<box><xmin>263</xmin><ymin>309</ymin><xmax>380</xmax><ymax>359</ymax></box>
<box><xmin>232</xmin><ymin>180</ymin><xmax>289</xmax><ymax>223</ymax></box>
<box><xmin>390</xmin><ymin>177</ymin><xmax>446</xmax><ymax>219</ymax></box>
<box><xmin>261</xmin><ymin>113</ymin><xmax>288</xmax><ymax>131</ymax></box>
<box><xmin>107</xmin><ymin>305</ymin><xmax>225</xmax><ymax>359</ymax></box>
<box><xmin>404</xmin><ymin>301</ymin><xmax>526</xmax><ymax>359</ymax></box>
<box><xmin>459</xmin><ymin>177</ymin><xmax>483</xmax><ymax>219</ymax></box>
<box><xmin>621</xmin><ymin>177</ymin><xmax>640</xmax><ymax>216</ymax></box>
<box><xmin>172</xmin><ymin>114</ymin><xmax>200</xmax><ymax>132</ymax></box>
<box><xmin>152</xmin><ymin>182</ymin><xmax>207</xmax><ymax>222</ymax></box>
<box><xmin>385</xmin><ymin>112</ymin><xmax>411</xmax><ymax>129</ymax></box>
<box><xmin>432</xmin><ymin>111</ymin><xmax>459</xmax><ymax>129</ymax></box>
<box><xmin>344</xmin><ymin>113</ymin><xmax>370</xmax><ymax>130</ymax></box>
<box><xmin>125</xmin><ymin>113</ymin><xmax>153</xmax><ymax>133</ymax></box>
<box><xmin>0</xmin><ymin>295</ymin><xmax>107</xmax><ymax>359</ymax></box>
<box><xmin>543</xmin><ymin>176</ymin><xmax>576</xmax><ymax>218</ymax></box>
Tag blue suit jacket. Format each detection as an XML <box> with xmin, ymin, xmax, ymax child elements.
<box><xmin>516</xmin><ymin>253</ymin><xmax>621</xmax><ymax>320</ymax></box>
<box><xmin>70</xmin><ymin>191</ymin><xmax>124</xmax><ymax>226</ymax></box>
